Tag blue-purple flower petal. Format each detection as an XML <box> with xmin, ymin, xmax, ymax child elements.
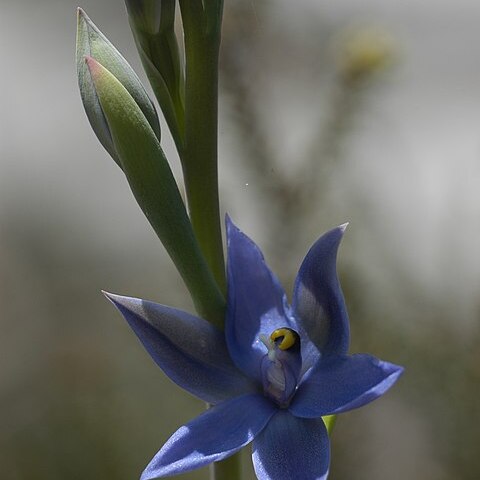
<box><xmin>292</xmin><ymin>224</ymin><xmax>350</xmax><ymax>365</ymax></box>
<box><xmin>225</xmin><ymin>216</ymin><xmax>297</xmax><ymax>381</ymax></box>
<box><xmin>289</xmin><ymin>354</ymin><xmax>404</xmax><ymax>418</ymax></box>
<box><xmin>252</xmin><ymin>410</ymin><xmax>329</xmax><ymax>480</ymax></box>
<box><xmin>141</xmin><ymin>394</ymin><xmax>277</xmax><ymax>479</ymax></box>
<box><xmin>104</xmin><ymin>219</ymin><xmax>404</xmax><ymax>480</ymax></box>
<box><xmin>104</xmin><ymin>293</ymin><xmax>257</xmax><ymax>404</ymax></box>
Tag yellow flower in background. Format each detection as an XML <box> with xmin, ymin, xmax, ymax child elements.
<box><xmin>334</xmin><ymin>26</ymin><xmax>396</xmax><ymax>83</ymax></box>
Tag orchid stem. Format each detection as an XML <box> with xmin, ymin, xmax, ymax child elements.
<box><xmin>179</xmin><ymin>3</ymin><xmax>236</xmax><ymax>479</ymax></box>
<box><xmin>179</xmin><ymin>1</ymin><xmax>226</xmax><ymax>296</ymax></box>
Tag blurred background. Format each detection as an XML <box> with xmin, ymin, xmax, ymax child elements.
<box><xmin>1</xmin><ymin>0</ymin><xmax>480</xmax><ymax>478</ymax></box>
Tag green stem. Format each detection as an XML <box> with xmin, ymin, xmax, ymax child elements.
<box><xmin>179</xmin><ymin>1</ymin><xmax>226</xmax><ymax>294</ymax></box>
<box><xmin>179</xmin><ymin>4</ymin><xmax>238</xmax><ymax>480</ymax></box>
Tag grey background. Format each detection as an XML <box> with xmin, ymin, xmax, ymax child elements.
<box><xmin>1</xmin><ymin>0</ymin><xmax>480</xmax><ymax>479</ymax></box>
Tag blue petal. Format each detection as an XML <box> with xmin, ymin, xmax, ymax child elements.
<box><xmin>252</xmin><ymin>410</ymin><xmax>329</xmax><ymax>480</ymax></box>
<box><xmin>292</xmin><ymin>224</ymin><xmax>349</xmax><ymax>365</ymax></box>
<box><xmin>105</xmin><ymin>293</ymin><xmax>257</xmax><ymax>404</ymax></box>
<box><xmin>225</xmin><ymin>216</ymin><xmax>297</xmax><ymax>381</ymax></box>
<box><xmin>141</xmin><ymin>394</ymin><xmax>277</xmax><ymax>479</ymax></box>
<box><xmin>289</xmin><ymin>354</ymin><xmax>404</xmax><ymax>418</ymax></box>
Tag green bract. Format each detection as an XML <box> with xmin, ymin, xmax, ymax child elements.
<box><xmin>76</xmin><ymin>8</ymin><xmax>161</xmax><ymax>166</ymax></box>
<box><xmin>124</xmin><ymin>0</ymin><xmax>164</xmax><ymax>35</ymax></box>
<box><xmin>125</xmin><ymin>0</ymin><xmax>185</xmax><ymax>152</ymax></box>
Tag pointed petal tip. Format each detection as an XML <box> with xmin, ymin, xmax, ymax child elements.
<box><xmin>375</xmin><ymin>361</ymin><xmax>405</xmax><ymax>396</ymax></box>
<box><xmin>322</xmin><ymin>222</ymin><xmax>349</xmax><ymax>247</ymax></box>
<box><xmin>330</xmin><ymin>222</ymin><xmax>349</xmax><ymax>241</ymax></box>
<box><xmin>102</xmin><ymin>290</ymin><xmax>143</xmax><ymax>312</ymax></box>
<box><xmin>102</xmin><ymin>290</ymin><xmax>122</xmax><ymax>306</ymax></box>
<box><xmin>225</xmin><ymin>214</ymin><xmax>242</xmax><ymax>244</ymax></box>
<box><xmin>101</xmin><ymin>289</ymin><xmax>115</xmax><ymax>301</ymax></box>
<box><xmin>140</xmin><ymin>470</ymin><xmax>154</xmax><ymax>480</ymax></box>
<box><xmin>225</xmin><ymin>213</ymin><xmax>236</xmax><ymax>231</ymax></box>
<box><xmin>390</xmin><ymin>363</ymin><xmax>405</xmax><ymax>379</ymax></box>
<box><xmin>102</xmin><ymin>291</ymin><xmax>140</xmax><ymax>310</ymax></box>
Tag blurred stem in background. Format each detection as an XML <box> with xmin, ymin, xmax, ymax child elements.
<box><xmin>221</xmin><ymin>17</ymin><xmax>394</xmax><ymax>272</ymax></box>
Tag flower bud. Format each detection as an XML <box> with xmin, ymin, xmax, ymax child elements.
<box><xmin>76</xmin><ymin>8</ymin><xmax>161</xmax><ymax>166</ymax></box>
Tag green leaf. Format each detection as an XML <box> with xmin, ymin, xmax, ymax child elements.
<box><xmin>76</xmin><ymin>8</ymin><xmax>161</xmax><ymax>166</ymax></box>
<box><xmin>85</xmin><ymin>56</ymin><xmax>225</xmax><ymax>327</ymax></box>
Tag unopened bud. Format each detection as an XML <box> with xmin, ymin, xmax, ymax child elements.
<box><xmin>76</xmin><ymin>8</ymin><xmax>160</xmax><ymax>165</ymax></box>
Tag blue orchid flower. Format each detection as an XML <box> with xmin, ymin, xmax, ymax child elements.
<box><xmin>105</xmin><ymin>217</ymin><xmax>403</xmax><ymax>480</ymax></box>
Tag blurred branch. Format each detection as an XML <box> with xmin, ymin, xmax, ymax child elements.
<box><xmin>222</xmin><ymin>13</ymin><xmax>395</xmax><ymax>269</ymax></box>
